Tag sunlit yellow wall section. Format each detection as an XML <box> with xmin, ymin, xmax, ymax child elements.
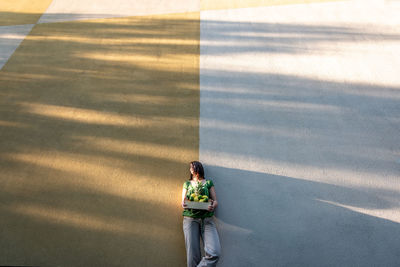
<box><xmin>201</xmin><ymin>0</ymin><xmax>346</xmax><ymax>11</ymax></box>
<box><xmin>0</xmin><ymin>0</ymin><xmax>53</xmax><ymax>25</ymax></box>
<box><xmin>0</xmin><ymin>12</ymin><xmax>199</xmax><ymax>267</ymax></box>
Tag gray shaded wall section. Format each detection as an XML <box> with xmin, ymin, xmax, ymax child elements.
<box><xmin>199</xmin><ymin>2</ymin><xmax>400</xmax><ymax>266</ymax></box>
<box><xmin>204</xmin><ymin>167</ymin><xmax>400</xmax><ymax>267</ymax></box>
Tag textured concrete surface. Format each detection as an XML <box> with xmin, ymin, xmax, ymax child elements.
<box><xmin>200</xmin><ymin>0</ymin><xmax>400</xmax><ymax>266</ymax></box>
<box><xmin>0</xmin><ymin>24</ymin><xmax>34</xmax><ymax>69</ymax></box>
<box><xmin>0</xmin><ymin>0</ymin><xmax>53</xmax><ymax>25</ymax></box>
<box><xmin>1</xmin><ymin>0</ymin><xmax>400</xmax><ymax>266</ymax></box>
<box><xmin>200</xmin><ymin>0</ymin><xmax>343</xmax><ymax>11</ymax></box>
<box><xmin>1</xmin><ymin>8</ymin><xmax>199</xmax><ymax>267</ymax></box>
<box><xmin>38</xmin><ymin>0</ymin><xmax>200</xmax><ymax>24</ymax></box>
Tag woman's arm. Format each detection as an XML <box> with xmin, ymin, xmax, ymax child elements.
<box><xmin>181</xmin><ymin>188</ymin><xmax>188</xmax><ymax>209</ymax></box>
<box><xmin>208</xmin><ymin>186</ymin><xmax>218</xmax><ymax>211</ymax></box>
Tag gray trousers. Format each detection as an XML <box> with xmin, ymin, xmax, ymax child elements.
<box><xmin>183</xmin><ymin>216</ymin><xmax>221</xmax><ymax>267</ymax></box>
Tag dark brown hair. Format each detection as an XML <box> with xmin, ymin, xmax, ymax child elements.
<box><xmin>190</xmin><ymin>161</ymin><xmax>204</xmax><ymax>180</ymax></box>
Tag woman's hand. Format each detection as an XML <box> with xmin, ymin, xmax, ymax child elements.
<box><xmin>208</xmin><ymin>186</ymin><xmax>218</xmax><ymax>212</ymax></box>
<box><xmin>208</xmin><ymin>200</ymin><xmax>217</xmax><ymax>212</ymax></box>
<box><xmin>182</xmin><ymin>200</ymin><xmax>188</xmax><ymax>209</ymax></box>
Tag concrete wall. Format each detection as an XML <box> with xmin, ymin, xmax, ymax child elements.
<box><xmin>1</xmin><ymin>0</ymin><xmax>400</xmax><ymax>266</ymax></box>
<box><xmin>1</xmin><ymin>2</ymin><xmax>199</xmax><ymax>266</ymax></box>
<box><xmin>200</xmin><ymin>1</ymin><xmax>400</xmax><ymax>266</ymax></box>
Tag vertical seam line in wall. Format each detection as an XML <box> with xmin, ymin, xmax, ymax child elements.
<box><xmin>198</xmin><ymin>9</ymin><xmax>202</xmax><ymax>162</ymax></box>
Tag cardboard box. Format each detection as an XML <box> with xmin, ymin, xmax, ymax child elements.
<box><xmin>184</xmin><ymin>199</ymin><xmax>211</xmax><ymax>210</ymax></box>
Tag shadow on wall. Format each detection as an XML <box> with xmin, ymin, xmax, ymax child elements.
<box><xmin>206</xmin><ymin>166</ymin><xmax>400</xmax><ymax>267</ymax></box>
<box><xmin>0</xmin><ymin>11</ymin><xmax>45</xmax><ymax>26</ymax></box>
<box><xmin>199</xmin><ymin>17</ymin><xmax>400</xmax><ymax>181</ymax></box>
<box><xmin>199</xmin><ymin>20</ymin><xmax>400</xmax><ymax>55</ymax></box>
<box><xmin>1</xmin><ymin>10</ymin><xmax>400</xmax><ymax>267</ymax></box>
<box><xmin>200</xmin><ymin>70</ymin><xmax>400</xmax><ymax>177</ymax></box>
<box><xmin>0</xmin><ymin>11</ymin><xmax>200</xmax><ymax>267</ymax></box>
<box><xmin>199</xmin><ymin>13</ymin><xmax>400</xmax><ymax>267</ymax></box>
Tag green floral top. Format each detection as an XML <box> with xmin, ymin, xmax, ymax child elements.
<box><xmin>182</xmin><ymin>179</ymin><xmax>215</xmax><ymax>218</ymax></box>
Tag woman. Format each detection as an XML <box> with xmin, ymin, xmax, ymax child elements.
<box><xmin>181</xmin><ymin>161</ymin><xmax>221</xmax><ymax>267</ymax></box>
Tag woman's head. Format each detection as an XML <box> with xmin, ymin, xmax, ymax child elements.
<box><xmin>189</xmin><ymin>161</ymin><xmax>204</xmax><ymax>180</ymax></box>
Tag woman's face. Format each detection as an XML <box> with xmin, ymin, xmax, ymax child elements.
<box><xmin>190</xmin><ymin>165</ymin><xmax>194</xmax><ymax>175</ymax></box>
